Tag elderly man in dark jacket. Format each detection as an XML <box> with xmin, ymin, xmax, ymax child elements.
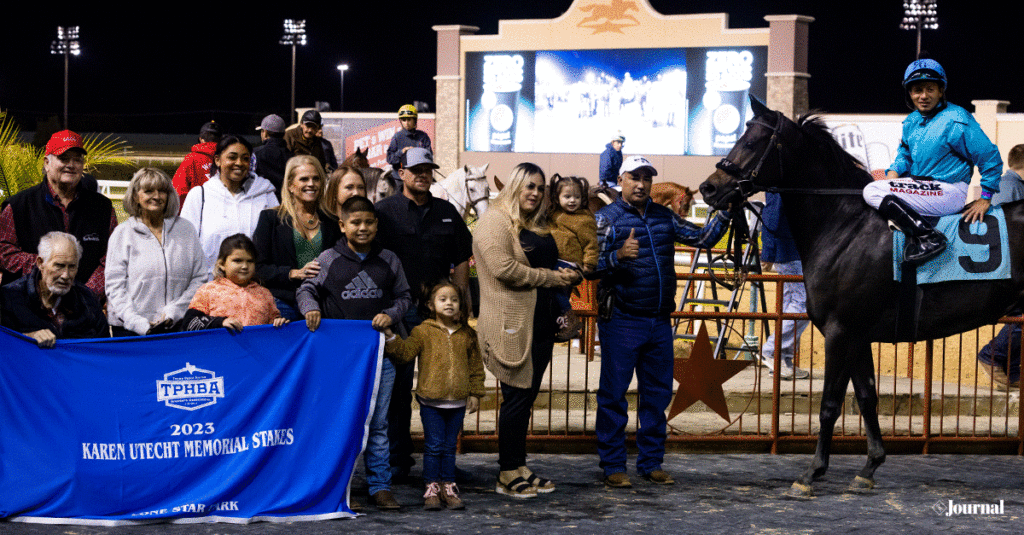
<box><xmin>1</xmin><ymin>231</ymin><xmax>107</xmax><ymax>347</ymax></box>
<box><xmin>592</xmin><ymin>156</ymin><xmax>730</xmax><ymax>488</ymax></box>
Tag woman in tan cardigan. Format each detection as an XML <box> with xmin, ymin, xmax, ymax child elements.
<box><xmin>473</xmin><ymin>163</ymin><xmax>581</xmax><ymax>499</ymax></box>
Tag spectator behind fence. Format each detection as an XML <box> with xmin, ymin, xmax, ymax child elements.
<box><xmin>297</xmin><ymin>195</ymin><xmax>412</xmax><ymax>511</ymax></box>
<box><xmin>179</xmin><ymin>135</ymin><xmax>279</xmax><ymax>277</ymax></box>
<box><xmin>758</xmin><ymin>192</ymin><xmax>810</xmax><ymax>379</ymax></box>
<box><xmin>975</xmin><ymin>143</ymin><xmax>1024</xmax><ymax>390</ymax></box>
<box><xmin>172</xmin><ymin>121</ymin><xmax>222</xmax><ymax>208</ymax></box>
<box><xmin>0</xmin><ymin>130</ymin><xmax>116</xmax><ymax>300</ymax></box>
<box><xmin>105</xmin><ymin>168</ymin><xmax>207</xmax><ymax>336</ymax></box>
<box><xmin>253</xmin><ymin>156</ymin><xmax>341</xmax><ymax>321</ymax></box>
<box><xmin>473</xmin><ymin>163</ymin><xmax>581</xmax><ymax>499</ymax></box>
<box><xmin>1</xmin><ymin>232</ymin><xmax>107</xmax><ymax>347</ymax></box>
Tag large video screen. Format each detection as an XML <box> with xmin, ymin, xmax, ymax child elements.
<box><xmin>465</xmin><ymin>47</ymin><xmax>767</xmax><ymax>156</ymax></box>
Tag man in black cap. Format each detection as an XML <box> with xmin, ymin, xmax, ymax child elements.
<box><xmin>284</xmin><ymin>110</ymin><xmax>327</xmax><ymax>169</ymax></box>
<box><xmin>253</xmin><ymin>114</ymin><xmax>292</xmax><ymax>199</ymax></box>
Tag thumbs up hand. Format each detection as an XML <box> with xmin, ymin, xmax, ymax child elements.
<box><xmin>616</xmin><ymin>228</ymin><xmax>640</xmax><ymax>261</ymax></box>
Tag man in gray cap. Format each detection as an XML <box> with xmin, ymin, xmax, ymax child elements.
<box><xmin>284</xmin><ymin>110</ymin><xmax>326</xmax><ymax>169</ymax></box>
<box><xmin>253</xmin><ymin>114</ymin><xmax>292</xmax><ymax>199</ymax></box>
<box><xmin>374</xmin><ymin>147</ymin><xmax>474</xmax><ymax>481</ymax></box>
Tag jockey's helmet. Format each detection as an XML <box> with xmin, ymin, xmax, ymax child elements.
<box><xmin>398</xmin><ymin>104</ymin><xmax>418</xmax><ymax>119</ymax></box>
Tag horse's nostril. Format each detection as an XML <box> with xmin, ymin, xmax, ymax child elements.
<box><xmin>699</xmin><ymin>183</ymin><xmax>716</xmax><ymax>198</ymax></box>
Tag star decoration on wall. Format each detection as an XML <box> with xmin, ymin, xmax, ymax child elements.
<box><xmin>667</xmin><ymin>323</ymin><xmax>751</xmax><ymax>422</ymax></box>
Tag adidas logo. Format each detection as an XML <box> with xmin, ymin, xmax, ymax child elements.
<box><xmin>341</xmin><ymin>270</ymin><xmax>384</xmax><ymax>299</ymax></box>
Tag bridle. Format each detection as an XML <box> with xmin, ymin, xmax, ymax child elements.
<box><xmin>713</xmin><ymin>110</ymin><xmax>863</xmax><ymax>199</ymax></box>
<box><xmin>714</xmin><ymin>111</ymin><xmax>785</xmax><ymax>201</ymax></box>
<box><xmin>433</xmin><ymin>171</ymin><xmax>490</xmax><ymax>214</ymax></box>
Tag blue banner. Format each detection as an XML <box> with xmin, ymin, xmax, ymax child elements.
<box><xmin>0</xmin><ymin>320</ymin><xmax>382</xmax><ymax>525</ymax></box>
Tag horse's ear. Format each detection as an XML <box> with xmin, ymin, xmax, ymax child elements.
<box><xmin>480</xmin><ymin>163</ymin><xmax>489</xmax><ymax>173</ymax></box>
<box><xmin>749</xmin><ymin>95</ymin><xmax>772</xmax><ymax>118</ymax></box>
<box><xmin>494</xmin><ymin>176</ymin><xmax>504</xmax><ymax>191</ymax></box>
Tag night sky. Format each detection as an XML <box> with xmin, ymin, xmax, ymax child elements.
<box><xmin>1</xmin><ymin>1</ymin><xmax>1017</xmax><ymax>135</ymax></box>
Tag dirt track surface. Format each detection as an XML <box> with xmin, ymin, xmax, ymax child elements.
<box><xmin>2</xmin><ymin>453</ymin><xmax>1021</xmax><ymax>534</ymax></box>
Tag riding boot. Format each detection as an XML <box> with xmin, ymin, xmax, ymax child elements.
<box><xmin>877</xmin><ymin>195</ymin><xmax>947</xmax><ymax>265</ymax></box>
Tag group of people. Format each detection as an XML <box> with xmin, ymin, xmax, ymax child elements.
<box><xmin>2</xmin><ymin>57</ymin><xmax>1020</xmax><ymax>515</ymax></box>
<box><xmin>0</xmin><ymin>116</ymin><xmax>735</xmax><ymax>511</ymax></box>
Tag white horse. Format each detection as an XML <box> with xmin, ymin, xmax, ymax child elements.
<box><xmin>430</xmin><ymin>163</ymin><xmax>490</xmax><ymax>219</ymax></box>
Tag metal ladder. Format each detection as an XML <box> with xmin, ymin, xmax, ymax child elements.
<box><xmin>674</xmin><ymin>201</ymin><xmax>766</xmax><ymax>359</ymax></box>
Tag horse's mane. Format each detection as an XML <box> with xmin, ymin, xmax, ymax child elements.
<box><xmin>796</xmin><ymin>112</ymin><xmax>874</xmax><ymax>189</ymax></box>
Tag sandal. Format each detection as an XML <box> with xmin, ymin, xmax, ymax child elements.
<box><xmin>524</xmin><ymin>473</ymin><xmax>556</xmax><ymax>493</ymax></box>
<box><xmin>495</xmin><ymin>475</ymin><xmax>538</xmax><ymax>499</ymax></box>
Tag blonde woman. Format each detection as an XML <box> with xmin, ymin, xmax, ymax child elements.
<box><xmin>105</xmin><ymin>168</ymin><xmax>207</xmax><ymax>336</ymax></box>
<box><xmin>473</xmin><ymin>163</ymin><xmax>580</xmax><ymax>499</ymax></box>
<box><xmin>252</xmin><ymin>155</ymin><xmax>342</xmax><ymax>320</ymax></box>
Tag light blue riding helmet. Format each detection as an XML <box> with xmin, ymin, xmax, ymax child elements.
<box><xmin>903</xmin><ymin>58</ymin><xmax>947</xmax><ymax>89</ymax></box>
<box><xmin>902</xmin><ymin>59</ymin><xmax>947</xmax><ymax>109</ymax></box>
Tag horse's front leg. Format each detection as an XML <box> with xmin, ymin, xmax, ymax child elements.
<box><xmin>848</xmin><ymin>342</ymin><xmax>885</xmax><ymax>492</ymax></box>
<box><xmin>789</xmin><ymin>334</ymin><xmax>852</xmax><ymax>498</ymax></box>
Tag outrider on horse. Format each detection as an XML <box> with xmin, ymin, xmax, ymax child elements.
<box><xmin>699</xmin><ymin>97</ymin><xmax>1024</xmax><ymax>497</ymax></box>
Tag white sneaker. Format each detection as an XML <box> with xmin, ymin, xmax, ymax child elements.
<box><xmin>760</xmin><ymin>353</ymin><xmax>809</xmax><ymax>380</ymax></box>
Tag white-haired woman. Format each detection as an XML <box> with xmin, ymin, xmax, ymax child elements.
<box><xmin>473</xmin><ymin>162</ymin><xmax>580</xmax><ymax>499</ymax></box>
<box><xmin>106</xmin><ymin>168</ymin><xmax>207</xmax><ymax>336</ymax></box>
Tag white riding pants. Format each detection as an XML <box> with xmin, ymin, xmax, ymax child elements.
<box><xmin>862</xmin><ymin>178</ymin><xmax>968</xmax><ymax>217</ymax></box>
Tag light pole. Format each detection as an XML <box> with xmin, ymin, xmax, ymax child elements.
<box><xmin>336</xmin><ymin>64</ymin><xmax>349</xmax><ymax>112</ymax></box>
<box><xmin>50</xmin><ymin>26</ymin><xmax>80</xmax><ymax>129</ymax></box>
<box><xmin>900</xmin><ymin>0</ymin><xmax>938</xmax><ymax>59</ymax></box>
<box><xmin>279</xmin><ymin>19</ymin><xmax>307</xmax><ymax>122</ymax></box>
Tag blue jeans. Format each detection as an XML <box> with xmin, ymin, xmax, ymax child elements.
<box><xmin>596</xmin><ymin>310</ymin><xmax>674</xmax><ymax>477</ymax></box>
<box><xmin>760</xmin><ymin>260</ymin><xmax>810</xmax><ymax>361</ymax></box>
<box><xmin>366</xmin><ymin>358</ymin><xmax>395</xmax><ymax>495</ymax></box>
<box><xmin>978</xmin><ymin>323</ymin><xmax>1022</xmax><ymax>384</ymax></box>
<box><xmin>274</xmin><ymin>298</ymin><xmax>304</xmax><ymax>322</ymax></box>
<box><xmin>419</xmin><ymin>403</ymin><xmax>466</xmax><ymax>482</ymax></box>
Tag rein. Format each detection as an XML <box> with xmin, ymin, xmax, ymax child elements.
<box><xmin>715</xmin><ymin>110</ymin><xmax>864</xmax><ymax>198</ymax></box>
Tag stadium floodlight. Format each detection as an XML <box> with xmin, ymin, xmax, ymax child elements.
<box><xmin>900</xmin><ymin>1</ymin><xmax>938</xmax><ymax>59</ymax></box>
<box><xmin>337</xmin><ymin>64</ymin><xmax>349</xmax><ymax>112</ymax></box>
<box><xmin>50</xmin><ymin>26</ymin><xmax>81</xmax><ymax>129</ymax></box>
<box><xmin>280</xmin><ymin>19</ymin><xmax>308</xmax><ymax>121</ymax></box>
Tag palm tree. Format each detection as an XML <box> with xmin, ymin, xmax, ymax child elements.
<box><xmin>0</xmin><ymin>111</ymin><xmax>135</xmax><ymax>203</ymax></box>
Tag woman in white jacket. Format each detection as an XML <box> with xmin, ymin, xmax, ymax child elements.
<box><xmin>106</xmin><ymin>168</ymin><xmax>208</xmax><ymax>336</ymax></box>
<box><xmin>180</xmin><ymin>134</ymin><xmax>279</xmax><ymax>275</ymax></box>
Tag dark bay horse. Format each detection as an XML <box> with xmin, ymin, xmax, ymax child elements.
<box><xmin>699</xmin><ymin>98</ymin><xmax>1024</xmax><ymax>497</ymax></box>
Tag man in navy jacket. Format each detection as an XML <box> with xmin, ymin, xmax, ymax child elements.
<box><xmin>592</xmin><ymin>156</ymin><xmax>730</xmax><ymax>488</ymax></box>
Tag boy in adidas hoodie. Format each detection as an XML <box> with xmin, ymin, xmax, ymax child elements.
<box><xmin>297</xmin><ymin>195</ymin><xmax>411</xmax><ymax>510</ymax></box>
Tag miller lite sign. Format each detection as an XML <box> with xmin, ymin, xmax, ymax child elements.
<box><xmin>156</xmin><ymin>362</ymin><xmax>225</xmax><ymax>411</ymax></box>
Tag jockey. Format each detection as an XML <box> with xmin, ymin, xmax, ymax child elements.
<box><xmin>862</xmin><ymin>58</ymin><xmax>1003</xmax><ymax>265</ymax></box>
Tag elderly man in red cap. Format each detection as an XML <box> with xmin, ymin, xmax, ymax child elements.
<box><xmin>0</xmin><ymin>130</ymin><xmax>117</xmax><ymax>301</ymax></box>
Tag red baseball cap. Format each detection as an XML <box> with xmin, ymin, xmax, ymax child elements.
<box><xmin>45</xmin><ymin>130</ymin><xmax>86</xmax><ymax>156</ymax></box>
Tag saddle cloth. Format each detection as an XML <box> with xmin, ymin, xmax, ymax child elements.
<box><xmin>893</xmin><ymin>206</ymin><xmax>1010</xmax><ymax>283</ymax></box>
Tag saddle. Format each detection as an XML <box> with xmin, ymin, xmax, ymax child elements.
<box><xmin>891</xmin><ymin>206</ymin><xmax>1010</xmax><ymax>340</ymax></box>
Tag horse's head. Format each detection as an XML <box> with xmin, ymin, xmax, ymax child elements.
<box><xmin>699</xmin><ymin>97</ymin><xmax>792</xmax><ymax>210</ymax></box>
<box><xmin>343</xmin><ymin>146</ymin><xmax>370</xmax><ymax>169</ymax></box>
<box><xmin>464</xmin><ymin>164</ymin><xmax>490</xmax><ymax>217</ymax></box>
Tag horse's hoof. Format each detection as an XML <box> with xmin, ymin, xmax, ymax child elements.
<box><xmin>785</xmin><ymin>482</ymin><xmax>813</xmax><ymax>500</ymax></box>
<box><xmin>846</xmin><ymin>476</ymin><xmax>876</xmax><ymax>493</ymax></box>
